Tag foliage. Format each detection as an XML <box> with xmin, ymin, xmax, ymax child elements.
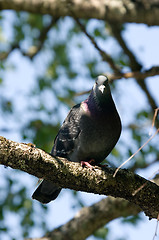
<box><xmin>0</xmin><ymin>7</ymin><xmax>159</xmax><ymax>240</ymax></box>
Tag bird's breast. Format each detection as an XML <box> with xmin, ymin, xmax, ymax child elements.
<box><xmin>77</xmin><ymin>111</ymin><xmax>121</xmax><ymax>162</ymax></box>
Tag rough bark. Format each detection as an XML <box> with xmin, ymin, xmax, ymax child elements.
<box><xmin>27</xmin><ymin>197</ymin><xmax>141</xmax><ymax>240</ymax></box>
<box><xmin>0</xmin><ymin>136</ymin><xmax>159</xmax><ymax>219</ymax></box>
<box><xmin>1</xmin><ymin>0</ymin><xmax>159</xmax><ymax>25</ymax></box>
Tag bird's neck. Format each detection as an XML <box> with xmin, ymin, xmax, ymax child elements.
<box><xmin>86</xmin><ymin>90</ymin><xmax>116</xmax><ymax>114</ymax></box>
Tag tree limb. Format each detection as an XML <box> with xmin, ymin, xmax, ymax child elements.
<box><xmin>0</xmin><ymin>17</ymin><xmax>58</xmax><ymax>61</ymax></box>
<box><xmin>108</xmin><ymin>66</ymin><xmax>159</xmax><ymax>81</ymax></box>
<box><xmin>22</xmin><ymin>17</ymin><xmax>59</xmax><ymax>59</ymax></box>
<box><xmin>73</xmin><ymin>18</ymin><xmax>121</xmax><ymax>74</ymax></box>
<box><xmin>110</xmin><ymin>23</ymin><xmax>159</xmax><ymax>125</ymax></box>
<box><xmin>0</xmin><ymin>136</ymin><xmax>159</xmax><ymax>219</ymax></box>
<box><xmin>27</xmin><ymin>197</ymin><xmax>141</xmax><ymax>240</ymax></box>
<box><xmin>1</xmin><ymin>0</ymin><xmax>159</xmax><ymax>25</ymax></box>
<box><xmin>75</xmin><ymin>66</ymin><xmax>159</xmax><ymax>96</ymax></box>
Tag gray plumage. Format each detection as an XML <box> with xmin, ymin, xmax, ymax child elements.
<box><xmin>32</xmin><ymin>75</ymin><xmax>121</xmax><ymax>203</ymax></box>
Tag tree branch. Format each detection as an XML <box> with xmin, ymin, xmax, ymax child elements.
<box><xmin>110</xmin><ymin>23</ymin><xmax>159</xmax><ymax>124</ymax></box>
<box><xmin>75</xmin><ymin>66</ymin><xmax>159</xmax><ymax>96</ymax></box>
<box><xmin>107</xmin><ymin>66</ymin><xmax>159</xmax><ymax>81</ymax></box>
<box><xmin>0</xmin><ymin>136</ymin><xmax>159</xmax><ymax>219</ymax></box>
<box><xmin>0</xmin><ymin>44</ymin><xmax>19</xmax><ymax>60</ymax></box>
<box><xmin>27</xmin><ymin>197</ymin><xmax>141</xmax><ymax>240</ymax></box>
<box><xmin>73</xmin><ymin>18</ymin><xmax>121</xmax><ymax>74</ymax></box>
<box><xmin>0</xmin><ymin>17</ymin><xmax>58</xmax><ymax>61</ymax></box>
<box><xmin>1</xmin><ymin>0</ymin><xmax>159</xmax><ymax>25</ymax></box>
<box><xmin>22</xmin><ymin>17</ymin><xmax>59</xmax><ymax>59</ymax></box>
<box><xmin>109</xmin><ymin>23</ymin><xmax>142</xmax><ymax>71</ymax></box>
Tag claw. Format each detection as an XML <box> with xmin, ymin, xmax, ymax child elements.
<box><xmin>81</xmin><ymin>159</ymin><xmax>95</xmax><ymax>169</ymax></box>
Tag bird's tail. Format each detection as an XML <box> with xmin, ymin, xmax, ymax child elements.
<box><xmin>32</xmin><ymin>180</ymin><xmax>62</xmax><ymax>204</ymax></box>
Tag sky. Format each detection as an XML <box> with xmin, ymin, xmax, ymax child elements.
<box><xmin>1</xmin><ymin>12</ymin><xmax>159</xmax><ymax>240</ymax></box>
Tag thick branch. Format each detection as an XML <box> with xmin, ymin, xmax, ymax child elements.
<box><xmin>1</xmin><ymin>0</ymin><xmax>159</xmax><ymax>25</ymax></box>
<box><xmin>0</xmin><ymin>136</ymin><xmax>159</xmax><ymax>219</ymax></box>
<box><xmin>27</xmin><ymin>197</ymin><xmax>140</xmax><ymax>240</ymax></box>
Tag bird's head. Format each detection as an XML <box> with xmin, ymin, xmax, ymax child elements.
<box><xmin>93</xmin><ymin>75</ymin><xmax>110</xmax><ymax>95</ymax></box>
<box><xmin>86</xmin><ymin>75</ymin><xmax>115</xmax><ymax>112</ymax></box>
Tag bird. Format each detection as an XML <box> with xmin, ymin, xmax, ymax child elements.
<box><xmin>32</xmin><ymin>75</ymin><xmax>122</xmax><ymax>204</ymax></box>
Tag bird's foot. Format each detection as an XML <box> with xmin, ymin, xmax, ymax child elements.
<box><xmin>81</xmin><ymin>159</ymin><xmax>95</xmax><ymax>169</ymax></box>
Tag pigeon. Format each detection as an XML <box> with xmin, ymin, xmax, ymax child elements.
<box><xmin>32</xmin><ymin>75</ymin><xmax>121</xmax><ymax>203</ymax></box>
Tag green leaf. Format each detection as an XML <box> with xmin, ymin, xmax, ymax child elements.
<box><xmin>94</xmin><ymin>227</ymin><xmax>109</xmax><ymax>239</ymax></box>
<box><xmin>111</xmin><ymin>148</ymin><xmax>120</xmax><ymax>157</ymax></box>
<box><xmin>122</xmin><ymin>215</ymin><xmax>141</xmax><ymax>225</ymax></box>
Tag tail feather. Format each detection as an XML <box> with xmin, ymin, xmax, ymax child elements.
<box><xmin>32</xmin><ymin>180</ymin><xmax>62</xmax><ymax>204</ymax></box>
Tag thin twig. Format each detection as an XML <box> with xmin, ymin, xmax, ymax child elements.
<box><xmin>152</xmin><ymin>213</ymin><xmax>159</xmax><ymax>240</ymax></box>
<box><xmin>109</xmin><ymin>22</ymin><xmax>158</xmax><ymax>114</ymax></box>
<box><xmin>73</xmin><ymin>18</ymin><xmax>121</xmax><ymax>74</ymax></box>
<box><xmin>0</xmin><ymin>17</ymin><xmax>58</xmax><ymax>60</ymax></box>
<box><xmin>114</xmin><ymin>108</ymin><xmax>159</xmax><ymax>180</ymax></box>
<box><xmin>23</xmin><ymin>17</ymin><xmax>59</xmax><ymax>59</ymax></box>
<box><xmin>149</xmin><ymin>108</ymin><xmax>159</xmax><ymax>136</ymax></box>
<box><xmin>107</xmin><ymin>66</ymin><xmax>159</xmax><ymax>81</ymax></box>
<box><xmin>132</xmin><ymin>107</ymin><xmax>159</xmax><ymax>195</ymax></box>
<box><xmin>74</xmin><ymin>68</ymin><xmax>159</xmax><ymax>97</ymax></box>
<box><xmin>110</xmin><ymin>23</ymin><xmax>142</xmax><ymax>71</ymax></box>
<box><xmin>113</xmin><ymin>128</ymin><xmax>159</xmax><ymax>177</ymax></box>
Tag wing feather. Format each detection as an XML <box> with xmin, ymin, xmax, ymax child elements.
<box><xmin>51</xmin><ymin>103</ymin><xmax>81</xmax><ymax>158</ymax></box>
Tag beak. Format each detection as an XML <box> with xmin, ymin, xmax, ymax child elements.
<box><xmin>99</xmin><ymin>85</ymin><xmax>105</xmax><ymax>94</ymax></box>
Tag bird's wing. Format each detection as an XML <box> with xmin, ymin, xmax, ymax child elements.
<box><xmin>51</xmin><ymin>103</ymin><xmax>81</xmax><ymax>158</ymax></box>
